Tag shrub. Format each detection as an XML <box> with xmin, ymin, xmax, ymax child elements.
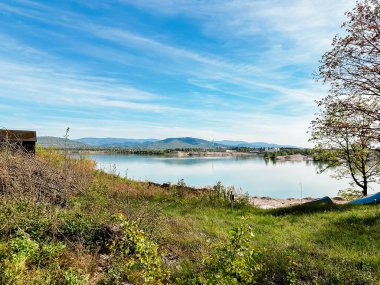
<box><xmin>175</xmin><ymin>178</ymin><xmax>187</xmax><ymax>197</ymax></box>
<box><xmin>0</xmin><ymin>145</ymin><xmax>94</xmax><ymax>204</ymax></box>
<box><xmin>102</xmin><ymin>214</ymin><xmax>168</xmax><ymax>284</ymax></box>
<box><xmin>210</xmin><ymin>181</ymin><xmax>236</xmax><ymax>203</ymax></box>
<box><xmin>338</xmin><ymin>187</ymin><xmax>363</xmax><ymax>201</ymax></box>
<box><xmin>58</xmin><ymin>212</ymin><xmax>109</xmax><ymax>249</ymax></box>
<box><xmin>198</xmin><ymin>225</ymin><xmax>263</xmax><ymax>284</ymax></box>
<box><xmin>0</xmin><ymin>230</ymin><xmax>66</xmax><ymax>285</ymax></box>
<box><xmin>64</xmin><ymin>267</ymin><xmax>89</xmax><ymax>285</ymax></box>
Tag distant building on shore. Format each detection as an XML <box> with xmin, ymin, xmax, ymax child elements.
<box><xmin>0</xmin><ymin>129</ymin><xmax>37</xmax><ymax>154</ymax></box>
<box><xmin>264</xmin><ymin>147</ymin><xmax>280</xmax><ymax>153</ymax></box>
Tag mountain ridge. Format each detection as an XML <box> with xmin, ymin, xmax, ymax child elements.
<box><xmin>75</xmin><ymin>137</ymin><xmax>158</xmax><ymax>147</ymax></box>
<box><xmin>37</xmin><ymin>136</ymin><xmax>299</xmax><ymax>149</ymax></box>
<box><xmin>215</xmin><ymin>140</ymin><xmax>296</xmax><ymax>148</ymax></box>
<box><xmin>38</xmin><ymin>136</ymin><xmax>89</xmax><ymax>148</ymax></box>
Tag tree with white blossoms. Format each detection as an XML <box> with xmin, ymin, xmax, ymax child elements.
<box><xmin>311</xmin><ymin>0</ymin><xmax>380</xmax><ymax>196</ymax></box>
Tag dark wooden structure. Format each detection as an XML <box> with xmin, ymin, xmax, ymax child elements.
<box><xmin>0</xmin><ymin>130</ymin><xmax>36</xmax><ymax>154</ymax></box>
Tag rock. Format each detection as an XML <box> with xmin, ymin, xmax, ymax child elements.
<box><xmin>332</xmin><ymin>196</ymin><xmax>346</xmax><ymax>201</ymax></box>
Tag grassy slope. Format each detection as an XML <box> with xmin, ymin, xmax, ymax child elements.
<box><xmin>133</xmin><ymin>196</ymin><xmax>380</xmax><ymax>283</ymax></box>
<box><xmin>0</xmin><ymin>149</ymin><xmax>379</xmax><ymax>284</ymax></box>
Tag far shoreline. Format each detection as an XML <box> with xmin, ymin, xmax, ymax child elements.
<box><xmin>70</xmin><ymin>149</ymin><xmax>314</xmax><ymax>161</ymax></box>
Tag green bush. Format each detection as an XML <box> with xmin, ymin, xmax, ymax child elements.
<box><xmin>338</xmin><ymin>187</ymin><xmax>363</xmax><ymax>201</ymax></box>
<box><xmin>198</xmin><ymin>226</ymin><xmax>263</xmax><ymax>284</ymax></box>
<box><xmin>101</xmin><ymin>214</ymin><xmax>168</xmax><ymax>285</ymax></box>
<box><xmin>0</xmin><ymin>230</ymin><xmax>66</xmax><ymax>285</ymax></box>
<box><xmin>58</xmin><ymin>212</ymin><xmax>110</xmax><ymax>250</ymax></box>
<box><xmin>64</xmin><ymin>267</ymin><xmax>89</xmax><ymax>285</ymax></box>
<box><xmin>2</xmin><ymin>231</ymin><xmax>40</xmax><ymax>284</ymax></box>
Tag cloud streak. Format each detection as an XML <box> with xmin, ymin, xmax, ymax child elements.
<box><xmin>0</xmin><ymin>0</ymin><xmax>357</xmax><ymax>145</ymax></box>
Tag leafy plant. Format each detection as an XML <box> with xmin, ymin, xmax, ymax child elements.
<box><xmin>106</xmin><ymin>214</ymin><xmax>168</xmax><ymax>284</ymax></box>
<box><xmin>199</xmin><ymin>225</ymin><xmax>263</xmax><ymax>284</ymax></box>
<box><xmin>64</xmin><ymin>267</ymin><xmax>89</xmax><ymax>285</ymax></box>
<box><xmin>338</xmin><ymin>187</ymin><xmax>363</xmax><ymax>201</ymax></box>
<box><xmin>175</xmin><ymin>178</ymin><xmax>187</xmax><ymax>197</ymax></box>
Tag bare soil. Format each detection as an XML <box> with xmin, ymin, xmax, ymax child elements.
<box><xmin>249</xmin><ymin>196</ymin><xmax>347</xmax><ymax>209</ymax></box>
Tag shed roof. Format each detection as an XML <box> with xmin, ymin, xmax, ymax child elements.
<box><xmin>0</xmin><ymin>130</ymin><xmax>37</xmax><ymax>142</ymax></box>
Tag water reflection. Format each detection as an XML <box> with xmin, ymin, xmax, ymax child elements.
<box><xmin>83</xmin><ymin>154</ymin><xmax>378</xmax><ymax>198</ymax></box>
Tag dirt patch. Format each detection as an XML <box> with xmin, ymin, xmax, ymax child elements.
<box><xmin>248</xmin><ymin>196</ymin><xmax>347</xmax><ymax>209</ymax></box>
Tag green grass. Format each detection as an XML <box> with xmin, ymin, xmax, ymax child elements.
<box><xmin>149</xmin><ymin>198</ymin><xmax>380</xmax><ymax>284</ymax></box>
<box><xmin>0</xmin><ymin>150</ymin><xmax>379</xmax><ymax>284</ymax></box>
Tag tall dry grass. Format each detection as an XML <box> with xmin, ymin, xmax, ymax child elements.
<box><xmin>0</xmin><ymin>143</ymin><xmax>94</xmax><ymax>204</ymax></box>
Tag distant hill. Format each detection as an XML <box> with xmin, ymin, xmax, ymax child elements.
<box><xmin>39</xmin><ymin>136</ymin><xmax>298</xmax><ymax>149</ymax></box>
<box><xmin>75</xmin><ymin>137</ymin><xmax>158</xmax><ymax>147</ymax></box>
<box><xmin>215</xmin><ymin>140</ymin><xmax>250</xmax><ymax>147</ymax></box>
<box><xmin>216</xmin><ymin>141</ymin><xmax>297</xmax><ymax>148</ymax></box>
<box><xmin>143</xmin><ymin>137</ymin><xmax>223</xmax><ymax>150</ymax></box>
<box><xmin>38</xmin><ymin>136</ymin><xmax>90</xmax><ymax>149</ymax></box>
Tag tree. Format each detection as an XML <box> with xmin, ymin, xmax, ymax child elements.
<box><xmin>311</xmin><ymin>0</ymin><xmax>380</xmax><ymax>196</ymax></box>
<box><xmin>317</xmin><ymin>0</ymin><xmax>380</xmax><ymax>139</ymax></box>
<box><xmin>311</xmin><ymin>100</ymin><xmax>379</xmax><ymax>196</ymax></box>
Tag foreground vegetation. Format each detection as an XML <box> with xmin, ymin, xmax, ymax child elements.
<box><xmin>0</xmin><ymin>147</ymin><xmax>379</xmax><ymax>284</ymax></box>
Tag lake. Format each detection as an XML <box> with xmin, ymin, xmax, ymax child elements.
<box><xmin>82</xmin><ymin>154</ymin><xmax>378</xmax><ymax>198</ymax></box>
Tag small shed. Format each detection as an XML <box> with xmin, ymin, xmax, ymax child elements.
<box><xmin>0</xmin><ymin>130</ymin><xmax>37</xmax><ymax>154</ymax></box>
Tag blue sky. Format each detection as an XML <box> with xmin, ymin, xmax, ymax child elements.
<box><xmin>0</xmin><ymin>0</ymin><xmax>356</xmax><ymax>146</ymax></box>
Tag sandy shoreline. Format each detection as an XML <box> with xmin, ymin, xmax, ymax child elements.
<box><xmin>248</xmin><ymin>196</ymin><xmax>347</xmax><ymax>209</ymax></box>
<box><xmin>146</xmin><ymin>181</ymin><xmax>347</xmax><ymax>209</ymax></box>
<box><xmin>276</xmin><ymin>154</ymin><xmax>313</xmax><ymax>161</ymax></box>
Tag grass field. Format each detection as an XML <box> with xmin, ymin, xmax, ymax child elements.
<box><xmin>0</xmin><ymin>148</ymin><xmax>379</xmax><ymax>284</ymax></box>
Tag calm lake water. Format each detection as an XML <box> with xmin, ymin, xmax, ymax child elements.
<box><xmin>82</xmin><ymin>154</ymin><xmax>378</xmax><ymax>198</ymax></box>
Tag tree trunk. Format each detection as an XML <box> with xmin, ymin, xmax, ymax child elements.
<box><xmin>362</xmin><ymin>181</ymin><xmax>368</xmax><ymax>196</ymax></box>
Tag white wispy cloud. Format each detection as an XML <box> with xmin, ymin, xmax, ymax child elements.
<box><xmin>117</xmin><ymin>0</ymin><xmax>355</xmax><ymax>80</ymax></box>
<box><xmin>0</xmin><ymin>58</ymin><xmax>179</xmax><ymax>112</ymax></box>
<box><xmin>0</xmin><ymin>0</ymin><xmax>357</xmax><ymax>145</ymax></box>
<box><xmin>84</xmin><ymin>24</ymin><xmax>322</xmax><ymax>113</ymax></box>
